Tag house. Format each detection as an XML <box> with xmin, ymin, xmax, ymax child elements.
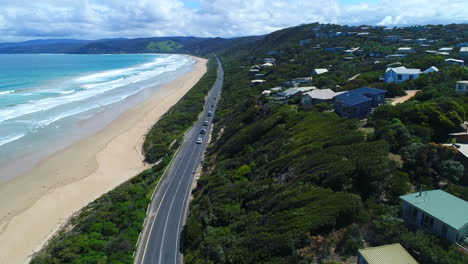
<box><xmin>438</xmin><ymin>47</ymin><xmax>453</xmax><ymax>52</ymax></box>
<box><xmin>397</xmin><ymin>47</ymin><xmax>414</xmax><ymax>53</ymax></box>
<box><xmin>277</xmin><ymin>88</ymin><xmax>301</xmax><ymax>98</ymax></box>
<box><xmin>334</xmin><ymin>87</ymin><xmax>386</xmax><ymax>119</ymax></box>
<box><xmin>302</xmin><ymin>89</ymin><xmax>339</xmax><ymax>106</ymax></box>
<box><xmin>385</xmin><ymin>66</ymin><xmax>438</xmax><ymax>84</ymax></box>
<box><xmin>358</xmin><ymin>243</ymin><xmax>418</xmax><ymax>264</ymax></box>
<box><xmin>255</xmin><ymin>73</ymin><xmax>266</xmax><ymax>78</ymax></box>
<box><xmin>400</xmin><ymin>190</ymin><xmax>468</xmax><ymax>243</ymax></box>
<box><xmin>334</xmin><ymin>92</ymin><xmax>372</xmax><ymax>119</ymax></box>
<box><xmin>295</xmin><ymin>86</ymin><xmax>317</xmax><ymax>93</ymax></box>
<box><xmin>349</xmin><ymin>87</ymin><xmax>386</xmax><ymax>107</ymax></box>
<box><xmin>264</xmin><ymin>58</ymin><xmax>276</xmax><ymax>64</ymax></box>
<box><xmin>445</xmin><ymin>58</ymin><xmax>465</xmax><ymax>67</ymax></box>
<box><xmin>345</xmin><ymin>47</ymin><xmax>360</xmax><ymax>54</ymax></box>
<box><xmin>283</xmin><ymin>77</ymin><xmax>313</xmax><ymax>87</ymax></box>
<box><xmin>357</xmin><ymin>32</ymin><xmax>369</xmax><ymax>37</ymax></box>
<box><xmin>251</xmin><ymin>80</ymin><xmax>266</xmax><ymax>86</ymax></box>
<box><xmin>385</xmin><ymin>35</ymin><xmax>401</xmax><ymax>42</ymax></box>
<box><xmin>460</xmin><ymin>47</ymin><xmax>468</xmax><ymax>59</ymax></box>
<box><xmin>312</xmin><ymin>68</ymin><xmax>328</xmax><ymax>75</ymax></box>
<box><xmin>261</xmin><ymin>62</ymin><xmax>274</xmax><ymax>68</ymax></box>
<box><xmin>456</xmin><ymin>81</ymin><xmax>468</xmax><ymax>92</ymax></box>
<box><xmin>423</xmin><ymin>66</ymin><xmax>439</xmax><ymax>74</ymax></box>
<box><xmin>385</xmin><ymin>67</ymin><xmax>421</xmax><ymax>83</ymax></box>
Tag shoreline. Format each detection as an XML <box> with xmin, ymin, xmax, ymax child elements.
<box><xmin>0</xmin><ymin>55</ymin><xmax>208</xmax><ymax>264</ymax></box>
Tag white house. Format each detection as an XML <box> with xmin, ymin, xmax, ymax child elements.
<box><xmin>385</xmin><ymin>67</ymin><xmax>421</xmax><ymax>84</ymax></box>
<box><xmin>397</xmin><ymin>47</ymin><xmax>414</xmax><ymax>53</ymax></box>
<box><xmin>456</xmin><ymin>81</ymin><xmax>468</xmax><ymax>92</ymax></box>
<box><xmin>385</xmin><ymin>66</ymin><xmax>438</xmax><ymax>84</ymax></box>
<box><xmin>312</xmin><ymin>68</ymin><xmax>329</xmax><ymax>75</ymax></box>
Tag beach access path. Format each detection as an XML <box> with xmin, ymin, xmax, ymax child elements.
<box><xmin>0</xmin><ymin>56</ymin><xmax>207</xmax><ymax>264</ymax></box>
<box><xmin>134</xmin><ymin>58</ymin><xmax>223</xmax><ymax>264</ymax></box>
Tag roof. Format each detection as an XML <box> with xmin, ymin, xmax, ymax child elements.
<box><xmin>386</xmin><ymin>66</ymin><xmax>421</xmax><ymax>75</ymax></box>
<box><xmin>461</xmin><ymin>47</ymin><xmax>468</xmax><ymax>52</ymax></box>
<box><xmin>400</xmin><ymin>190</ymin><xmax>468</xmax><ymax>230</ymax></box>
<box><xmin>445</xmin><ymin>143</ymin><xmax>468</xmax><ymax>159</ymax></box>
<box><xmin>397</xmin><ymin>47</ymin><xmax>414</xmax><ymax>52</ymax></box>
<box><xmin>423</xmin><ymin>66</ymin><xmax>439</xmax><ymax>73</ymax></box>
<box><xmin>446</xmin><ymin>58</ymin><xmax>464</xmax><ymax>63</ymax></box>
<box><xmin>457</xmin><ymin>80</ymin><xmax>468</xmax><ymax>84</ymax></box>
<box><xmin>304</xmin><ymin>89</ymin><xmax>337</xmax><ymax>100</ymax></box>
<box><xmin>295</xmin><ymin>86</ymin><xmax>317</xmax><ymax>93</ymax></box>
<box><xmin>278</xmin><ymin>88</ymin><xmax>300</xmax><ymax>97</ymax></box>
<box><xmin>335</xmin><ymin>91</ymin><xmax>371</xmax><ymax>105</ymax></box>
<box><xmin>313</xmin><ymin>68</ymin><xmax>328</xmax><ymax>74</ymax></box>
<box><xmin>350</xmin><ymin>87</ymin><xmax>386</xmax><ymax>95</ymax></box>
<box><xmin>251</xmin><ymin>80</ymin><xmax>266</xmax><ymax>83</ymax></box>
<box><xmin>438</xmin><ymin>47</ymin><xmax>453</xmax><ymax>51</ymax></box>
<box><xmin>358</xmin><ymin>244</ymin><xmax>418</xmax><ymax>264</ymax></box>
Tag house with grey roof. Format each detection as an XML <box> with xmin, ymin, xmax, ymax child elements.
<box><xmin>302</xmin><ymin>89</ymin><xmax>340</xmax><ymax>107</ymax></box>
<box><xmin>400</xmin><ymin>190</ymin><xmax>468</xmax><ymax>243</ymax></box>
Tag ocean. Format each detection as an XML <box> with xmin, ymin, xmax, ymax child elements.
<box><xmin>0</xmin><ymin>54</ymin><xmax>195</xmax><ymax>180</ymax></box>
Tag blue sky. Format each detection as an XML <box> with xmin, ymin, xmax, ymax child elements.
<box><xmin>0</xmin><ymin>0</ymin><xmax>466</xmax><ymax>42</ymax></box>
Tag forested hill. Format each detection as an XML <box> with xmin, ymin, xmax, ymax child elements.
<box><xmin>0</xmin><ymin>36</ymin><xmax>262</xmax><ymax>55</ymax></box>
<box><xmin>181</xmin><ymin>23</ymin><xmax>468</xmax><ymax>263</ymax></box>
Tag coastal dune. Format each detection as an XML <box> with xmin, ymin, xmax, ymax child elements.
<box><xmin>0</xmin><ymin>56</ymin><xmax>207</xmax><ymax>264</ymax></box>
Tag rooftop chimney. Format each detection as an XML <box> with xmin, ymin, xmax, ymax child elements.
<box><xmin>417</xmin><ymin>185</ymin><xmax>423</xmax><ymax>197</ymax></box>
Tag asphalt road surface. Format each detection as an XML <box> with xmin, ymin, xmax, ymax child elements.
<box><xmin>134</xmin><ymin>57</ymin><xmax>223</xmax><ymax>264</ymax></box>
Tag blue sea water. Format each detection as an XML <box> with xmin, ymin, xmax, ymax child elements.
<box><xmin>0</xmin><ymin>54</ymin><xmax>195</xmax><ymax>179</ymax></box>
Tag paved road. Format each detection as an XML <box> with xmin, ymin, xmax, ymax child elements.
<box><xmin>134</xmin><ymin>57</ymin><xmax>223</xmax><ymax>264</ymax></box>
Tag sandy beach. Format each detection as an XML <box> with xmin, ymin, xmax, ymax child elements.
<box><xmin>0</xmin><ymin>56</ymin><xmax>207</xmax><ymax>264</ymax></box>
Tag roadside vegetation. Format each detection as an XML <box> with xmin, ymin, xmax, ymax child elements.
<box><xmin>182</xmin><ymin>23</ymin><xmax>468</xmax><ymax>264</ymax></box>
<box><xmin>30</xmin><ymin>57</ymin><xmax>218</xmax><ymax>264</ymax></box>
<box><xmin>143</xmin><ymin>58</ymin><xmax>217</xmax><ymax>163</ymax></box>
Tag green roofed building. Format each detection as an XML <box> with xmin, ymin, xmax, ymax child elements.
<box><xmin>358</xmin><ymin>243</ymin><xmax>418</xmax><ymax>264</ymax></box>
<box><xmin>400</xmin><ymin>190</ymin><xmax>468</xmax><ymax>243</ymax></box>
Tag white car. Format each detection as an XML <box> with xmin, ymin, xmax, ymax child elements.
<box><xmin>196</xmin><ymin>138</ymin><xmax>202</xmax><ymax>144</ymax></box>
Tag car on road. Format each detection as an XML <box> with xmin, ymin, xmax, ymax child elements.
<box><xmin>196</xmin><ymin>137</ymin><xmax>202</xmax><ymax>144</ymax></box>
<box><xmin>203</xmin><ymin>121</ymin><xmax>209</xmax><ymax>126</ymax></box>
<box><xmin>207</xmin><ymin>111</ymin><xmax>213</xmax><ymax>116</ymax></box>
<box><xmin>200</xmin><ymin>128</ymin><xmax>206</xmax><ymax>134</ymax></box>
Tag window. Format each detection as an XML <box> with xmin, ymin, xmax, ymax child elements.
<box><xmin>410</xmin><ymin>206</ymin><xmax>418</xmax><ymax>221</ymax></box>
<box><xmin>397</xmin><ymin>74</ymin><xmax>403</xmax><ymax>80</ymax></box>
<box><xmin>422</xmin><ymin>213</ymin><xmax>434</xmax><ymax>229</ymax></box>
<box><xmin>409</xmin><ymin>75</ymin><xmax>414</xmax><ymax>80</ymax></box>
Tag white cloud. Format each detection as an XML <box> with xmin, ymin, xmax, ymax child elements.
<box><xmin>0</xmin><ymin>0</ymin><xmax>466</xmax><ymax>42</ymax></box>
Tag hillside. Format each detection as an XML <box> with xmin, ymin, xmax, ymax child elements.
<box><xmin>181</xmin><ymin>23</ymin><xmax>468</xmax><ymax>264</ymax></box>
<box><xmin>0</xmin><ymin>36</ymin><xmax>263</xmax><ymax>55</ymax></box>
